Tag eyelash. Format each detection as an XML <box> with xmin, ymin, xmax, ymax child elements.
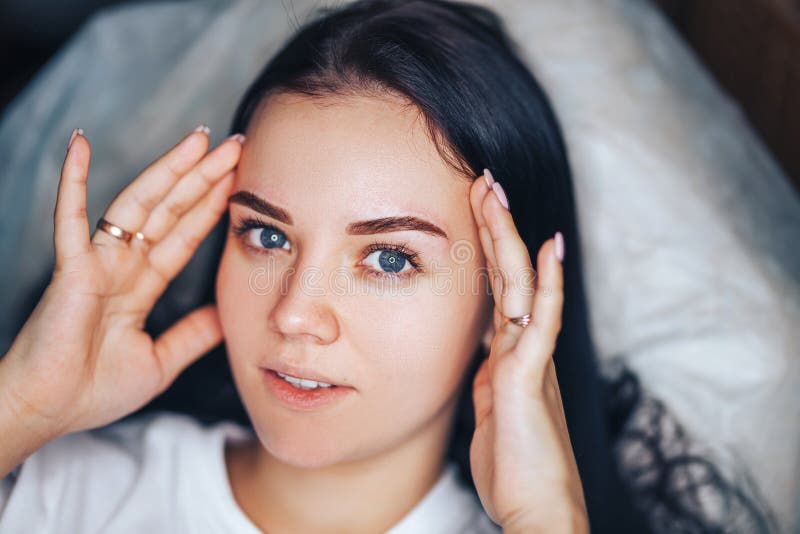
<box><xmin>231</xmin><ymin>215</ymin><xmax>423</xmax><ymax>280</ymax></box>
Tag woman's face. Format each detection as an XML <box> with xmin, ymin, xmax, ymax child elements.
<box><xmin>216</xmin><ymin>92</ymin><xmax>493</xmax><ymax>468</ymax></box>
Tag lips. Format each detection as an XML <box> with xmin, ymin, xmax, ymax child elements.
<box><xmin>262</xmin><ymin>368</ymin><xmax>354</xmax><ymax>410</ymax></box>
<box><xmin>262</xmin><ymin>362</ymin><xmax>351</xmax><ymax>389</ymax></box>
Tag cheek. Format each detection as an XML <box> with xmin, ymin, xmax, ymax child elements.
<box><xmin>359</xmin><ymin>278</ymin><xmax>487</xmax><ymax>409</ymax></box>
<box><xmin>216</xmin><ymin>245</ymin><xmax>267</xmax><ymax>354</ymax></box>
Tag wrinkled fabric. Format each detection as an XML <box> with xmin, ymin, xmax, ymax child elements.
<box><xmin>0</xmin><ymin>0</ymin><xmax>797</xmax><ymax>532</ymax></box>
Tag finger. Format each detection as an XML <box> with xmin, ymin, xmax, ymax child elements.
<box><xmin>543</xmin><ymin>357</ymin><xmax>570</xmax><ymax>439</ymax></box>
<box><xmin>469</xmin><ymin>171</ymin><xmax>502</xmax><ymax>312</ymax></box>
<box><xmin>138</xmin><ymin>171</ymin><xmax>234</xmax><ymax>305</ymax></box>
<box><xmin>480</xmin><ymin>226</ymin><xmax>504</xmax><ymax>310</ymax></box>
<box><xmin>518</xmin><ymin>234</ymin><xmax>565</xmax><ymax>361</ymax></box>
<box><xmin>137</xmin><ymin>134</ymin><xmax>244</xmax><ymax>244</ymax></box>
<box><xmin>537</xmin><ymin>356</ymin><xmax>577</xmax><ymax>473</ymax></box>
<box><xmin>153</xmin><ymin>304</ymin><xmax>223</xmax><ymax>392</ymax></box>
<box><xmin>94</xmin><ymin>125</ymin><xmax>211</xmax><ymax>245</ymax></box>
<box><xmin>54</xmin><ymin>130</ymin><xmax>91</xmax><ymax>263</ymax></box>
<box><xmin>481</xmin><ymin>180</ymin><xmax>536</xmax><ymax>351</ymax></box>
<box><xmin>469</xmin><ymin>170</ymin><xmax>499</xmax><ymax>268</ymax></box>
<box><xmin>471</xmin><ymin>356</ymin><xmax>493</xmax><ymax>426</ymax></box>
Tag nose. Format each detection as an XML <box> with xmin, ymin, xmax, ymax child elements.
<box><xmin>267</xmin><ymin>256</ymin><xmax>340</xmax><ymax>344</ymax></box>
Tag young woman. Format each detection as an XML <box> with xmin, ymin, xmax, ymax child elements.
<box><xmin>0</xmin><ymin>1</ymin><xmax>775</xmax><ymax>532</ymax></box>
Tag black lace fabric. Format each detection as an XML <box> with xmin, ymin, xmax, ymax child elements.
<box><xmin>604</xmin><ymin>362</ymin><xmax>781</xmax><ymax>534</ymax></box>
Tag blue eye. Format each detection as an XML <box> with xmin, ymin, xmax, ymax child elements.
<box><xmin>256</xmin><ymin>226</ymin><xmax>289</xmax><ymax>250</ymax></box>
<box><xmin>362</xmin><ymin>243</ymin><xmax>422</xmax><ymax>279</ymax></box>
<box><xmin>232</xmin><ymin>217</ymin><xmax>291</xmax><ymax>252</ymax></box>
<box><xmin>248</xmin><ymin>226</ymin><xmax>291</xmax><ymax>252</ymax></box>
<box><xmin>364</xmin><ymin>249</ymin><xmax>410</xmax><ymax>275</ymax></box>
<box><xmin>231</xmin><ymin>216</ymin><xmax>422</xmax><ymax>279</ymax></box>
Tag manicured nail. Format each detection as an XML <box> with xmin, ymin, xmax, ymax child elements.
<box><xmin>227</xmin><ymin>133</ymin><xmax>246</xmax><ymax>144</ymax></box>
<box><xmin>67</xmin><ymin>128</ymin><xmax>84</xmax><ymax>152</ymax></box>
<box><xmin>491</xmin><ymin>181</ymin><xmax>509</xmax><ymax>210</ymax></box>
<box><xmin>483</xmin><ymin>168</ymin><xmax>495</xmax><ymax>188</ymax></box>
<box><xmin>193</xmin><ymin>124</ymin><xmax>211</xmax><ymax>135</ymax></box>
<box><xmin>554</xmin><ymin>231</ymin><xmax>564</xmax><ymax>263</ymax></box>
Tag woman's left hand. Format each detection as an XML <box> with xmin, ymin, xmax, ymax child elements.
<box><xmin>468</xmin><ymin>170</ymin><xmax>589</xmax><ymax>534</ymax></box>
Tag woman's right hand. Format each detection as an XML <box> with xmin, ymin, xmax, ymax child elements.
<box><xmin>1</xmin><ymin>126</ymin><xmax>243</xmax><ymax>443</ymax></box>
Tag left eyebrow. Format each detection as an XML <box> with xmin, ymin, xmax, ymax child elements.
<box><xmin>228</xmin><ymin>189</ymin><xmax>448</xmax><ymax>239</ymax></box>
<box><xmin>346</xmin><ymin>216</ymin><xmax>448</xmax><ymax>240</ymax></box>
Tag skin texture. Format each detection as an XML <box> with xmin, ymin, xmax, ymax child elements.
<box><xmin>217</xmin><ymin>92</ymin><xmax>496</xmax><ymax>533</ymax></box>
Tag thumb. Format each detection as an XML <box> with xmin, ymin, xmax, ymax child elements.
<box><xmin>153</xmin><ymin>304</ymin><xmax>224</xmax><ymax>391</ymax></box>
<box><xmin>472</xmin><ymin>356</ymin><xmax>493</xmax><ymax>426</ymax></box>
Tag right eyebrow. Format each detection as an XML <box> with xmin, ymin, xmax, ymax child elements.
<box><xmin>228</xmin><ymin>191</ymin><xmax>293</xmax><ymax>225</ymax></box>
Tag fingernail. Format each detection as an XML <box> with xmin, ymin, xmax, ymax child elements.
<box><xmin>227</xmin><ymin>133</ymin><xmax>246</xmax><ymax>144</ymax></box>
<box><xmin>483</xmin><ymin>168</ymin><xmax>495</xmax><ymax>188</ymax></box>
<box><xmin>193</xmin><ymin>124</ymin><xmax>211</xmax><ymax>135</ymax></box>
<box><xmin>554</xmin><ymin>231</ymin><xmax>564</xmax><ymax>263</ymax></box>
<box><xmin>67</xmin><ymin>128</ymin><xmax>84</xmax><ymax>152</ymax></box>
<box><xmin>491</xmin><ymin>181</ymin><xmax>509</xmax><ymax>210</ymax></box>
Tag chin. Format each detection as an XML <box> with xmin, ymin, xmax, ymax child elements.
<box><xmin>255</xmin><ymin>424</ymin><xmax>352</xmax><ymax>469</ymax></box>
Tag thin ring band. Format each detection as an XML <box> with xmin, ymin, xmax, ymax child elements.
<box><xmin>503</xmin><ymin>313</ymin><xmax>532</xmax><ymax>328</ymax></box>
<box><xmin>133</xmin><ymin>230</ymin><xmax>151</xmax><ymax>246</ymax></box>
<box><xmin>95</xmin><ymin>218</ymin><xmax>151</xmax><ymax>245</ymax></box>
<box><xmin>96</xmin><ymin>217</ymin><xmax>133</xmax><ymax>243</ymax></box>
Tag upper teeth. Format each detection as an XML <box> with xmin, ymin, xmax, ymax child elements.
<box><xmin>277</xmin><ymin>372</ymin><xmax>333</xmax><ymax>389</ymax></box>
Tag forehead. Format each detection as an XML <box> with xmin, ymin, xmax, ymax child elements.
<box><xmin>234</xmin><ymin>92</ymin><xmax>473</xmax><ymax>237</ymax></box>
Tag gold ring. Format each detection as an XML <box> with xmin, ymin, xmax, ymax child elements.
<box><xmin>133</xmin><ymin>231</ymin><xmax>152</xmax><ymax>246</ymax></box>
<box><xmin>96</xmin><ymin>218</ymin><xmax>133</xmax><ymax>243</ymax></box>
<box><xmin>503</xmin><ymin>313</ymin><xmax>532</xmax><ymax>328</ymax></box>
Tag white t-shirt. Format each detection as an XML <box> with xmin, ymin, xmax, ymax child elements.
<box><xmin>0</xmin><ymin>411</ymin><xmax>501</xmax><ymax>533</ymax></box>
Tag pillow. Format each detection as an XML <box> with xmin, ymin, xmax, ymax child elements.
<box><xmin>0</xmin><ymin>0</ymin><xmax>797</xmax><ymax>530</ymax></box>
